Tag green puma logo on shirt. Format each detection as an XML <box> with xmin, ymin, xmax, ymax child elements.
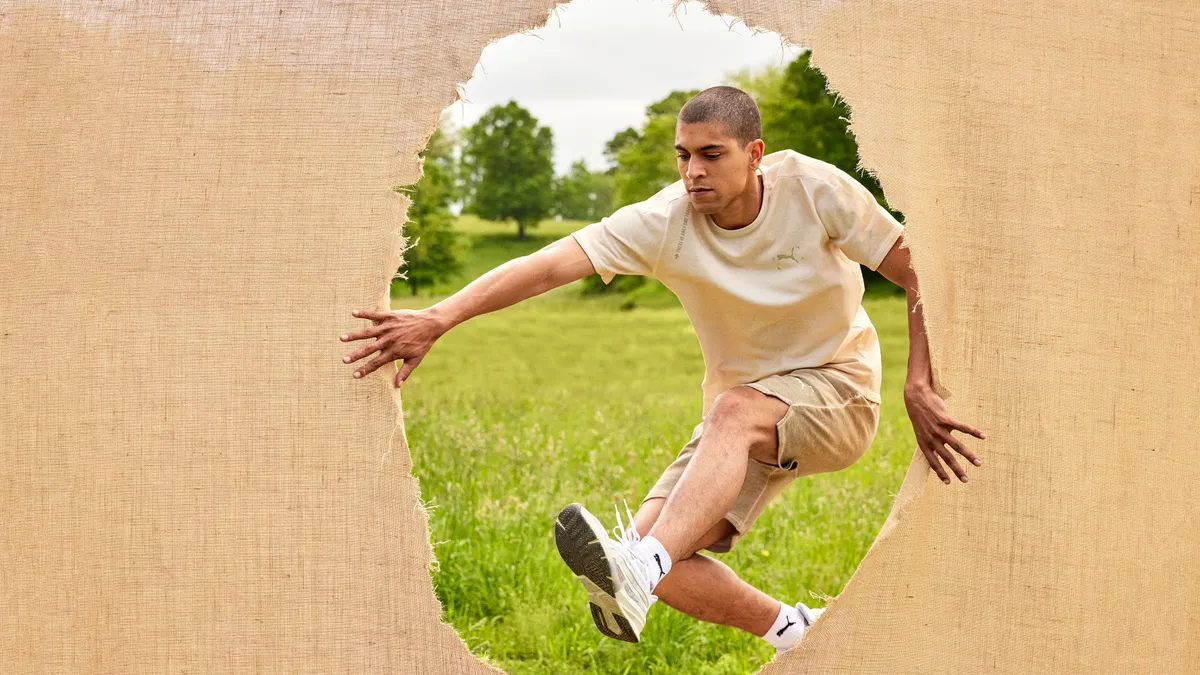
<box><xmin>775</xmin><ymin>244</ymin><xmax>802</xmax><ymax>266</ymax></box>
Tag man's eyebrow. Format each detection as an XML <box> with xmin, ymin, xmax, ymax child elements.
<box><xmin>675</xmin><ymin>144</ymin><xmax>726</xmax><ymax>152</ymax></box>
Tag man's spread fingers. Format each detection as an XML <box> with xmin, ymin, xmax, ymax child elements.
<box><xmin>945</xmin><ymin>434</ymin><xmax>982</xmax><ymax>466</ymax></box>
<box><xmin>352</xmin><ymin>308</ymin><xmax>389</xmax><ymax>322</ymax></box>
<box><xmin>936</xmin><ymin>445</ymin><xmax>968</xmax><ymax>482</ymax></box>
<box><xmin>353</xmin><ymin>352</ymin><xmax>392</xmax><ymax>379</ymax></box>
<box><xmin>343</xmin><ymin>343</ymin><xmax>382</xmax><ymax>365</ymax></box>
<box><xmin>394</xmin><ymin>357</ymin><xmax>422</xmax><ymax>388</ymax></box>
<box><xmin>340</xmin><ymin>325</ymin><xmax>384</xmax><ymax>343</ymax></box>
<box><xmin>950</xmin><ymin>419</ymin><xmax>986</xmax><ymax>439</ymax></box>
<box><xmin>920</xmin><ymin>442</ymin><xmax>951</xmax><ymax>484</ymax></box>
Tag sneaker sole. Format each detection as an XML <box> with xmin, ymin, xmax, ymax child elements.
<box><xmin>554</xmin><ymin>503</ymin><xmax>640</xmax><ymax>643</ymax></box>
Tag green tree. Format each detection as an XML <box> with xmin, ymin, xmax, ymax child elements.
<box><xmin>602</xmin><ymin>127</ymin><xmax>640</xmax><ymax>171</ymax></box>
<box><xmin>608</xmin><ymin>89</ymin><xmax>700</xmax><ymax>208</ymax></box>
<box><xmin>460</xmin><ymin>101</ymin><xmax>555</xmax><ymax>239</ymax></box>
<box><xmin>552</xmin><ymin>160</ymin><xmax>614</xmax><ymax>221</ymax></box>
<box><xmin>394</xmin><ymin>123</ymin><xmax>464</xmax><ymax>296</ymax></box>
<box><xmin>728</xmin><ymin>50</ymin><xmax>887</xmax><ymax>203</ymax></box>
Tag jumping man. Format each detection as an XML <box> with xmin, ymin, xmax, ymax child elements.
<box><xmin>339</xmin><ymin>86</ymin><xmax>986</xmax><ymax>654</ymax></box>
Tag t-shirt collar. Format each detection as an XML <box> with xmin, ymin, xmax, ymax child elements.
<box><xmin>704</xmin><ymin>170</ymin><xmax>769</xmax><ymax>239</ymax></box>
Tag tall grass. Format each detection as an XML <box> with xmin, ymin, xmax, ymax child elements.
<box><xmin>395</xmin><ymin>288</ymin><xmax>915</xmax><ymax>674</ymax></box>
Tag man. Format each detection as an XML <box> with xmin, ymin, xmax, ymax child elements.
<box><xmin>339</xmin><ymin>86</ymin><xmax>986</xmax><ymax>654</ymax></box>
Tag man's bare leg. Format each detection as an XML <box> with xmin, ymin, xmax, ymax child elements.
<box><xmin>645</xmin><ymin>386</ymin><xmax>789</xmax><ymax>563</ymax></box>
<box><xmin>633</xmin><ymin>497</ymin><xmax>780</xmax><ymax>637</ymax></box>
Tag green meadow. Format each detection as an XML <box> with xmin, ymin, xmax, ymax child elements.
<box><xmin>391</xmin><ymin>217</ymin><xmax>916</xmax><ymax>674</ymax></box>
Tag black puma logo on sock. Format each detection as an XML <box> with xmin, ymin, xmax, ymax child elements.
<box><xmin>653</xmin><ymin>553</ymin><xmax>666</xmax><ymax>579</ymax></box>
<box><xmin>776</xmin><ymin>617</ymin><xmax>797</xmax><ymax>637</ymax></box>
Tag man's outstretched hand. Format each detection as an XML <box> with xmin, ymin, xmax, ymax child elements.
<box><xmin>903</xmin><ymin>382</ymin><xmax>986</xmax><ymax>485</ymax></box>
<box><xmin>339</xmin><ymin>308</ymin><xmax>448</xmax><ymax>388</ymax></box>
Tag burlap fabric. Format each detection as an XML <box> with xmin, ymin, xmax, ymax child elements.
<box><xmin>1</xmin><ymin>1</ymin><xmax>1196</xmax><ymax>672</ymax></box>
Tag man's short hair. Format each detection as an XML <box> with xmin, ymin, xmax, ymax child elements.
<box><xmin>677</xmin><ymin>86</ymin><xmax>762</xmax><ymax>148</ymax></box>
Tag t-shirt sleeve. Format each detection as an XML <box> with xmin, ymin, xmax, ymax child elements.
<box><xmin>812</xmin><ymin>170</ymin><xmax>905</xmax><ymax>271</ymax></box>
<box><xmin>570</xmin><ymin>202</ymin><xmax>665</xmax><ymax>284</ymax></box>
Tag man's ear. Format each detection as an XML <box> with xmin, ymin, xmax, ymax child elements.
<box><xmin>750</xmin><ymin>139</ymin><xmax>765</xmax><ymax>167</ymax></box>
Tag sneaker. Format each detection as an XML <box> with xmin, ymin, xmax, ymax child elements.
<box><xmin>555</xmin><ymin>500</ymin><xmax>658</xmax><ymax>643</ymax></box>
<box><xmin>774</xmin><ymin>603</ymin><xmax>824</xmax><ymax>654</ymax></box>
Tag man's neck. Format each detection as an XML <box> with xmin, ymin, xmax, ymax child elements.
<box><xmin>710</xmin><ymin>173</ymin><xmax>764</xmax><ymax>230</ymax></box>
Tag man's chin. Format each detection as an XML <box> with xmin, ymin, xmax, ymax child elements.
<box><xmin>688</xmin><ymin>194</ymin><xmax>721</xmax><ymax>212</ymax></box>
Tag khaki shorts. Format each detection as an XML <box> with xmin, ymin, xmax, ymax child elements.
<box><xmin>641</xmin><ymin>367</ymin><xmax>880</xmax><ymax>554</ymax></box>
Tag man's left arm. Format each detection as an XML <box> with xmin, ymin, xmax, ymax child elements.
<box><xmin>875</xmin><ymin>234</ymin><xmax>987</xmax><ymax>485</ymax></box>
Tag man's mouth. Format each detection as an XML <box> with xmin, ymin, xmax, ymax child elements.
<box><xmin>689</xmin><ymin>188</ymin><xmax>713</xmax><ymax>194</ymax></box>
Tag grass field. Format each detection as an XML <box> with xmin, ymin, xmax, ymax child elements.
<box><xmin>390</xmin><ymin>216</ymin><xmax>916</xmax><ymax>673</ymax></box>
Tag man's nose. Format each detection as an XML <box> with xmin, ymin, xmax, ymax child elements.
<box><xmin>686</xmin><ymin>159</ymin><xmax>705</xmax><ymax>179</ymax></box>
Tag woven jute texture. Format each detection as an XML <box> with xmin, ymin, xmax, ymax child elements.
<box><xmin>1</xmin><ymin>1</ymin><xmax>1196</xmax><ymax>673</ymax></box>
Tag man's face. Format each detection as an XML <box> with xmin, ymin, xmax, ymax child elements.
<box><xmin>674</xmin><ymin>121</ymin><xmax>762</xmax><ymax>214</ymax></box>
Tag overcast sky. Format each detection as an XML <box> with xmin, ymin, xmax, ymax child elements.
<box><xmin>442</xmin><ymin>0</ymin><xmax>805</xmax><ymax>174</ymax></box>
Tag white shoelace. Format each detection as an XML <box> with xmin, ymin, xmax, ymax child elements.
<box><xmin>610</xmin><ymin>499</ymin><xmax>658</xmax><ymax>601</ymax></box>
<box><xmin>611</xmin><ymin>499</ymin><xmax>641</xmax><ymax>547</ymax></box>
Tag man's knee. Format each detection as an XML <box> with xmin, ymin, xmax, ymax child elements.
<box><xmin>707</xmin><ymin>386</ymin><xmax>767</xmax><ymax>425</ymax></box>
<box><xmin>706</xmin><ymin>386</ymin><xmax>789</xmax><ymax>465</ymax></box>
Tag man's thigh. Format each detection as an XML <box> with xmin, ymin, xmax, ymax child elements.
<box><xmin>636</xmin><ymin>396</ymin><xmax>797</xmax><ymax>556</ymax></box>
<box><xmin>742</xmin><ymin>367</ymin><xmax>880</xmax><ymax>476</ymax></box>
<box><xmin>704</xmin><ymin>385</ymin><xmax>793</xmax><ymax>468</ymax></box>
<box><xmin>637</xmin><ymin>368</ymin><xmax>879</xmax><ymax>554</ymax></box>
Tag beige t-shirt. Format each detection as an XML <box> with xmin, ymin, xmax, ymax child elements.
<box><xmin>572</xmin><ymin>149</ymin><xmax>905</xmax><ymax>417</ymax></box>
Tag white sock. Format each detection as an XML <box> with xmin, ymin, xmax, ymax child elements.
<box><xmin>763</xmin><ymin>601</ymin><xmax>807</xmax><ymax>650</ymax></box>
<box><xmin>632</xmin><ymin>536</ymin><xmax>672</xmax><ymax>593</ymax></box>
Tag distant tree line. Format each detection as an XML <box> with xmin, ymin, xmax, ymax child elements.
<box><xmin>398</xmin><ymin>50</ymin><xmax>901</xmax><ymax>296</ymax></box>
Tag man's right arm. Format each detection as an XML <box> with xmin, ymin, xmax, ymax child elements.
<box><xmin>428</xmin><ymin>234</ymin><xmax>596</xmax><ymax>331</ymax></box>
<box><xmin>339</xmin><ymin>234</ymin><xmax>596</xmax><ymax>387</ymax></box>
